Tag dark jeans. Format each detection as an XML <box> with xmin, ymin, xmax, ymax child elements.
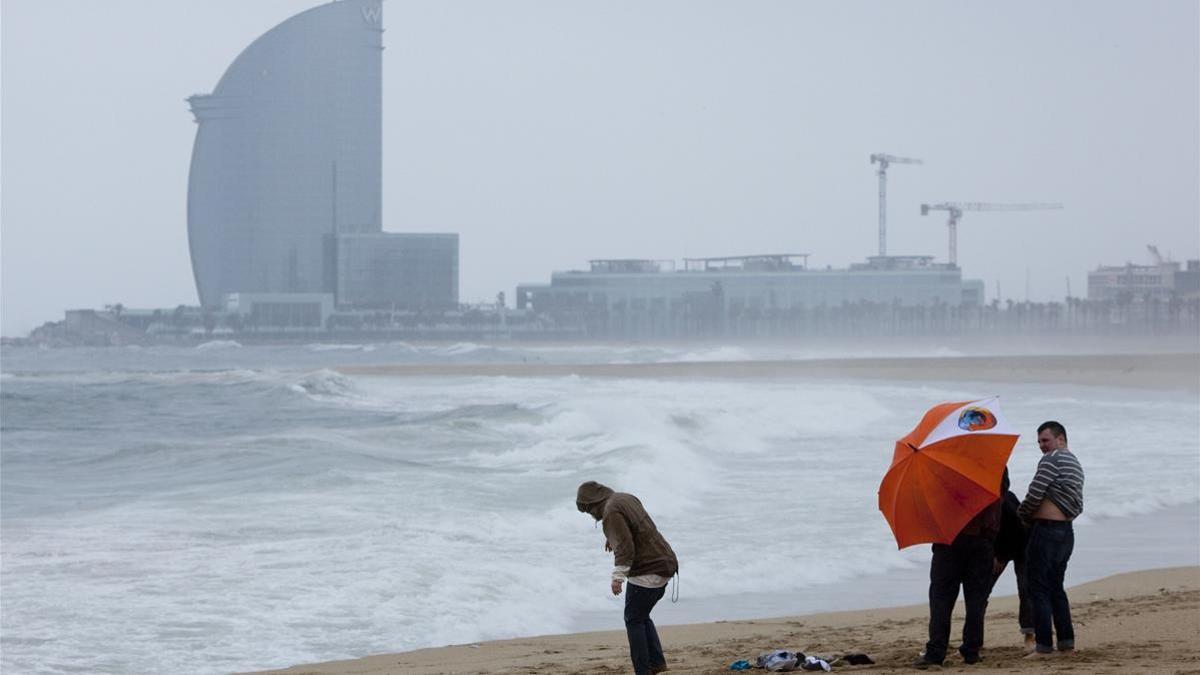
<box><xmin>1025</xmin><ymin>520</ymin><xmax>1075</xmax><ymax>653</ymax></box>
<box><xmin>624</xmin><ymin>582</ymin><xmax>666</xmax><ymax>675</ymax></box>
<box><xmin>925</xmin><ymin>535</ymin><xmax>994</xmax><ymax>664</ymax></box>
<box><xmin>991</xmin><ymin>556</ymin><xmax>1034</xmax><ymax>635</ymax></box>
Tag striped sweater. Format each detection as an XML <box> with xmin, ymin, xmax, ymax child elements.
<box><xmin>1019</xmin><ymin>448</ymin><xmax>1085</xmax><ymax>522</ymax></box>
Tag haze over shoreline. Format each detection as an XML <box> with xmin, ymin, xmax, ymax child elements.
<box><xmin>339</xmin><ymin>352</ymin><xmax>1200</xmax><ymax>392</ymax></box>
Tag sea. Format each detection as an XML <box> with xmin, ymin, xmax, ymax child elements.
<box><xmin>2</xmin><ymin>340</ymin><xmax>1197</xmax><ymax>674</ymax></box>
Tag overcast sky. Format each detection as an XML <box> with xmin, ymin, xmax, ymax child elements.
<box><xmin>2</xmin><ymin>0</ymin><xmax>1198</xmax><ymax>336</ymax></box>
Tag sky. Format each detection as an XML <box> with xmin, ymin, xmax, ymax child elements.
<box><xmin>2</xmin><ymin>0</ymin><xmax>1198</xmax><ymax>336</ymax></box>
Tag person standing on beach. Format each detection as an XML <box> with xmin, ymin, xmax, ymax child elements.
<box><xmin>577</xmin><ymin>481</ymin><xmax>678</xmax><ymax>675</ymax></box>
<box><xmin>913</xmin><ymin>491</ymin><xmax>1002</xmax><ymax>669</ymax></box>
<box><xmin>992</xmin><ymin>468</ymin><xmax>1035</xmax><ymax>650</ymax></box>
<box><xmin>1019</xmin><ymin>421</ymin><xmax>1084</xmax><ymax>658</ymax></box>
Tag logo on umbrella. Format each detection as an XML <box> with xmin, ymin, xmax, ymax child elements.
<box><xmin>957</xmin><ymin>407</ymin><xmax>997</xmax><ymax>431</ymax></box>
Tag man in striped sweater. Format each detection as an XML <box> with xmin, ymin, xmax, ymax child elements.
<box><xmin>1018</xmin><ymin>420</ymin><xmax>1084</xmax><ymax>658</ymax></box>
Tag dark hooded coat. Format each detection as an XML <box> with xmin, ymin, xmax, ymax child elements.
<box><xmin>576</xmin><ymin>481</ymin><xmax>679</xmax><ymax>579</ymax></box>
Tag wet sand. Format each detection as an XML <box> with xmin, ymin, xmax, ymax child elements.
<box><xmin>251</xmin><ymin>566</ymin><xmax>1200</xmax><ymax>674</ymax></box>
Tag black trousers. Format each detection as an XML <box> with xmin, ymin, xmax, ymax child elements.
<box><xmin>1026</xmin><ymin>520</ymin><xmax>1075</xmax><ymax>653</ymax></box>
<box><xmin>624</xmin><ymin>582</ymin><xmax>666</xmax><ymax>675</ymax></box>
<box><xmin>925</xmin><ymin>535</ymin><xmax>994</xmax><ymax>663</ymax></box>
<box><xmin>991</xmin><ymin>556</ymin><xmax>1034</xmax><ymax>635</ymax></box>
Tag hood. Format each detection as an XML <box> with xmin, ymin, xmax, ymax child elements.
<box><xmin>576</xmin><ymin>481</ymin><xmax>614</xmax><ymax>521</ymax></box>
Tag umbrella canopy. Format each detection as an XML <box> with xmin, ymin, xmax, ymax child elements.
<box><xmin>879</xmin><ymin>396</ymin><xmax>1018</xmax><ymax>549</ymax></box>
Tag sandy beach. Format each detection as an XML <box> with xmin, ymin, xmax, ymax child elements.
<box><xmin>252</xmin><ymin>566</ymin><xmax>1199</xmax><ymax>674</ymax></box>
<box><xmin>338</xmin><ymin>352</ymin><xmax>1200</xmax><ymax>392</ymax></box>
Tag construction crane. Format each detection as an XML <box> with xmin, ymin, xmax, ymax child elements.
<box><xmin>919</xmin><ymin>202</ymin><xmax>1063</xmax><ymax>266</ymax></box>
<box><xmin>870</xmin><ymin>153</ymin><xmax>923</xmax><ymax>257</ymax></box>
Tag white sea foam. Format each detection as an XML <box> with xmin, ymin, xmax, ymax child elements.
<box><xmin>194</xmin><ymin>340</ymin><xmax>243</xmax><ymax>351</ymax></box>
<box><xmin>669</xmin><ymin>345</ymin><xmax>755</xmax><ymax>363</ymax></box>
<box><xmin>290</xmin><ymin>369</ymin><xmax>357</xmax><ymax>398</ymax></box>
<box><xmin>305</xmin><ymin>342</ymin><xmax>376</xmax><ymax>352</ymax></box>
<box><xmin>0</xmin><ymin>368</ymin><xmax>269</xmax><ymax>387</ymax></box>
<box><xmin>436</xmin><ymin>342</ymin><xmax>492</xmax><ymax>357</ymax></box>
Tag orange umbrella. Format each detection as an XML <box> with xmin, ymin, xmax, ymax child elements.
<box><xmin>879</xmin><ymin>396</ymin><xmax>1018</xmax><ymax>549</ymax></box>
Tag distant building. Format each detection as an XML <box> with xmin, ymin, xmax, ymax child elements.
<box><xmin>1175</xmin><ymin>260</ymin><xmax>1200</xmax><ymax>298</ymax></box>
<box><xmin>1087</xmin><ymin>258</ymin><xmax>1197</xmax><ymax>302</ymax></box>
<box><xmin>961</xmin><ymin>279</ymin><xmax>986</xmax><ymax>306</ymax></box>
<box><xmin>520</xmin><ymin>255</ymin><xmax>977</xmax><ymax>311</ymax></box>
<box><xmin>187</xmin><ymin>0</ymin><xmax>383</xmax><ymax>306</ymax></box>
<box><xmin>63</xmin><ymin>310</ymin><xmax>147</xmax><ymax>342</ymax></box>
<box><xmin>224</xmin><ymin>293</ymin><xmax>335</xmax><ymax>329</ymax></box>
<box><xmin>186</xmin><ymin>0</ymin><xmax>457</xmax><ymax>311</ymax></box>
<box><xmin>517</xmin><ymin>254</ymin><xmax>984</xmax><ymax>337</ymax></box>
<box><xmin>332</xmin><ymin>233</ymin><xmax>459</xmax><ymax>309</ymax></box>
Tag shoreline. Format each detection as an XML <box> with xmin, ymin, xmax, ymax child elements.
<box><xmin>250</xmin><ymin>566</ymin><xmax>1200</xmax><ymax>674</ymax></box>
<box><xmin>338</xmin><ymin>352</ymin><xmax>1200</xmax><ymax>391</ymax></box>
<box><xmin>567</xmin><ymin>502</ymin><xmax>1200</xmax><ymax>635</ymax></box>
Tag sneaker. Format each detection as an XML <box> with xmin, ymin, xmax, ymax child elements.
<box><xmin>911</xmin><ymin>655</ymin><xmax>943</xmax><ymax>669</ymax></box>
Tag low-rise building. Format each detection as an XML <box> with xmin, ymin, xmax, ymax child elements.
<box><xmin>223</xmin><ymin>292</ymin><xmax>334</xmax><ymax>329</ymax></box>
<box><xmin>517</xmin><ymin>254</ymin><xmax>984</xmax><ymax>337</ymax></box>
<box><xmin>1087</xmin><ymin>258</ymin><xmax>1198</xmax><ymax>302</ymax></box>
<box><xmin>330</xmin><ymin>233</ymin><xmax>459</xmax><ymax>309</ymax></box>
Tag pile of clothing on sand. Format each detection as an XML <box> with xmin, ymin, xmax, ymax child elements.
<box><xmin>728</xmin><ymin>649</ymin><xmax>875</xmax><ymax>671</ymax></box>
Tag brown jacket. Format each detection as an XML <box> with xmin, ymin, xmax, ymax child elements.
<box><xmin>576</xmin><ymin>481</ymin><xmax>679</xmax><ymax>578</ymax></box>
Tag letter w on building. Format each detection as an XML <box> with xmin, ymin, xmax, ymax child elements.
<box><xmin>361</xmin><ymin>4</ymin><xmax>382</xmax><ymax>25</ymax></box>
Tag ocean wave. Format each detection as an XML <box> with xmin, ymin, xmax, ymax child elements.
<box><xmin>409</xmin><ymin>402</ymin><xmax>543</xmax><ymax>426</ymax></box>
<box><xmin>0</xmin><ymin>368</ymin><xmax>269</xmax><ymax>387</ymax></box>
<box><xmin>290</xmin><ymin>369</ymin><xmax>356</xmax><ymax>398</ymax></box>
<box><xmin>1078</xmin><ymin>493</ymin><xmax>1200</xmax><ymax>522</ymax></box>
<box><xmin>667</xmin><ymin>346</ymin><xmax>755</xmax><ymax>363</ymax></box>
<box><xmin>304</xmin><ymin>343</ymin><xmax>378</xmax><ymax>353</ymax></box>
<box><xmin>194</xmin><ymin>340</ymin><xmax>243</xmax><ymax>351</ymax></box>
<box><xmin>434</xmin><ymin>342</ymin><xmax>495</xmax><ymax>357</ymax></box>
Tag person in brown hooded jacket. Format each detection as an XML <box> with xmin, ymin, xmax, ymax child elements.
<box><xmin>577</xmin><ymin>481</ymin><xmax>678</xmax><ymax>675</ymax></box>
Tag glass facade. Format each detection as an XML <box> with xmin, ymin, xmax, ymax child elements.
<box><xmin>186</xmin><ymin>0</ymin><xmax>384</xmax><ymax>306</ymax></box>
<box><xmin>334</xmin><ymin>233</ymin><xmax>459</xmax><ymax>309</ymax></box>
<box><xmin>518</xmin><ymin>258</ymin><xmax>983</xmax><ymax>336</ymax></box>
<box><xmin>223</xmin><ymin>292</ymin><xmax>335</xmax><ymax>329</ymax></box>
<box><xmin>531</xmin><ymin>267</ymin><xmax>968</xmax><ymax>310</ymax></box>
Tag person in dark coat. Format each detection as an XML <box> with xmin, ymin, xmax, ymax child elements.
<box><xmin>577</xmin><ymin>481</ymin><xmax>678</xmax><ymax>675</ymax></box>
<box><xmin>913</xmin><ymin>493</ymin><xmax>1002</xmax><ymax>669</ymax></box>
<box><xmin>991</xmin><ymin>468</ymin><xmax>1035</xmax><ymax>651</ymax></box>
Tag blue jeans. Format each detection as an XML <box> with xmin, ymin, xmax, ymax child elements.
<box><xmin>624</xmin><ymin>582</ymin><xmax>666</xmax><ymax>675</ymax></box>
<box><xmin>1025</xmin><ymin>520</ymin><xmax>1075</xmax><ymax>653</ymax></box>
